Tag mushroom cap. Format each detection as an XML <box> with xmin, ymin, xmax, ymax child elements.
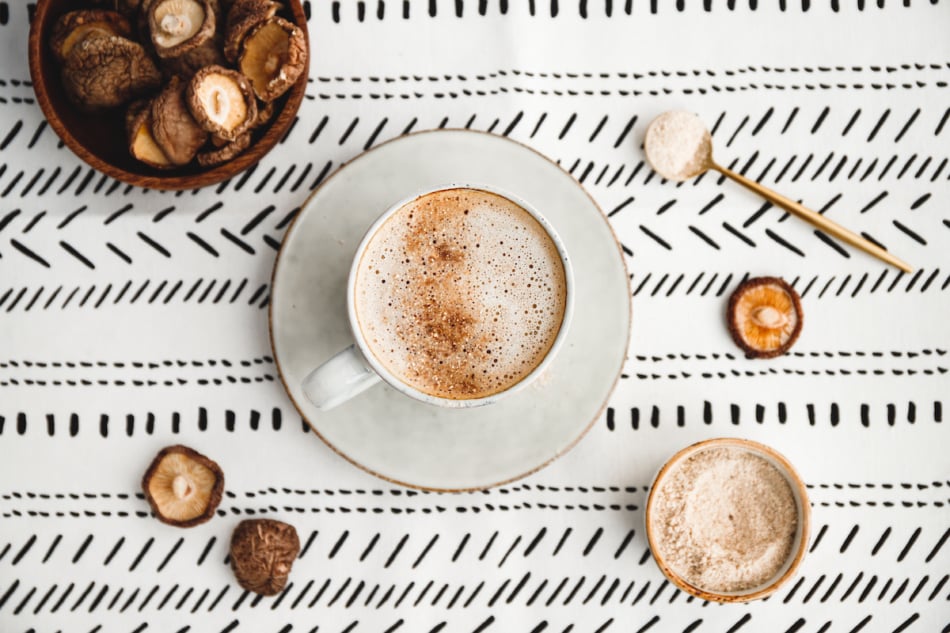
<box><xmin>149</xmin><ymin>0</ymin><xmax>217</xmax><ymax>58</ymax></box>
<box><xmin>223</xmin><ymin>0</ymin><xmax>279</xmax><ymax>63</ymax></box>
<box><xmin>125</xmin><ymin>99</ymin><xmax>149</xmax><ymax>135</ymax></box>
<box><xmin>230</xmin><ymin>519</ymin><xmax>300</xmax><ymax>596</ymax></box>
<box><xmin>254</xmin><ymin>99</ymin><xmax>275</xmax><ymax>128</ymax></box>
<box><xmin>137</xmin><ymin>0</ymin><xmax>160</xmax><ymax>44</ymax></box>
<box><xmin>50</xmin><ymin>9</ymin><xmax>133</xmax><ymax>63</ymax></box>
<box><xmin>126</xmin><ymin>100</ymin><xmax>174</xmax><ymax>169</ymax></box>
<box><xmin>727</xmin><ymin>276</ymin><xmax>803</xmax><ymax>359</ymax></box>
<box><xmin>238</xmin><ymin>16</ymin><xmax>306</xmax><ymax>102</ymax></box>
<box><xmin>142</xmin><ymin>444</ymin><xmax>224</xmax><ymax>527</ymax></box>
<box><xmin>61</xmin><ymin>35</ymin><xmax>162</xmax><ymax>110</ymax></box>
<box><xmin>150</xmin><ymin>75</ymin><xmax>209</xmax><ymax>165</ymax></box>
<box><xmin>114</xmin><ymin>0</ymin><xmax>145</xmax><ymax>19</ymax></box>
<box><xmin>159</xmin><ymin>40</ymin><xmax>226</xmax><ymax>78</ymax></box>
<box><xmin>186</xmin><ymin>65</ymin><xmax>257</xmax><ymax>140</ymax></box>
<box><xmin>197</xmin><ymin>131</ymin><xmax>251</xmax><ymax>166</ymax></box>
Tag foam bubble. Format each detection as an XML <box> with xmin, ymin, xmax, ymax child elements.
<box><xmin>354</xmin><ymin>188</ymin><xmax>567</xmax><ymax>400</ymax></box>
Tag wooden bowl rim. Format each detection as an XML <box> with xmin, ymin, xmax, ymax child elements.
<box><xmin>27</xmin><ymin>0</ymin><xmax>309</xmax><ymax>191</ymax></box>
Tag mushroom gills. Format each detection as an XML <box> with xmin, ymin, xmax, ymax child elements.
<box><xmin>223</xmin><ymin>0</ymin><xmax>279</xmax><ymax>63</ymax></box>
<box><xmin>727</xmin><ymin>277</ymin><xmax>803</xmax><ymax>359</ymax></box>
<box><xmin>239</xmin><ymin>16</ymin><xmax>305</xmax><ymax>101</ymax></box>
<box><xmin>201</xmin><ymin>77</ymin><xmax>246</xmax><ymax>129</ymax></box>
<box><xmin>187</xmin><ymin>66</ymin><xmax>257</xmax><ymax>139</ymax></box>
<box><xmin>145</xmin><ymin>451</ymin><xmax>219</xmax><ymax>522</ymax></box>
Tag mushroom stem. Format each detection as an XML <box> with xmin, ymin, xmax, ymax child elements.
<box><xmin>160</xmin><ymin>13</ymin><xmax>191</xmax><ymax>37</ymax></box>
<box><xmin>263</xmin><ymin>52</ymin><xmax>279</xmax><ymax>74</ymax></box>
<box><xmin>149</xmin><ymin>0</ymin><xmax>216</xmax><ymax>59</ymax></box>
<box><xmin>172</xmin><ymin>475</ymin><xmax>193</xmax><ymax>499</ymax></box>
<box><xmin>212</xmin><ymin>89</ymin><xmax>229</xmax><ymax>117</ymax></box>
<box><xmin>751</xmin><ymin>306</ymin><xmax>787</xmax><ymax>329</ymax></box>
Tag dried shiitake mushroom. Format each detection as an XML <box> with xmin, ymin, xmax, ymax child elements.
<box><xmin>254</xmin><ymin>100</ymin><xmax>274</xmax><ymax>128</ymax></box>
<box><xmin>727</xmin><ymin>276</ymin><xmax>803</xmax><ymax>359</ymax></box>
<box><xmin>161</xmin><ymin>40</ymin><xmax>226</xmax><ymax>78</ymax></box>
<box><xmin>197</xmin><ymin>131</ymin><xmax>251</xmax><ymax>166</ymax></box>
<box><xmin>238</xmin><ymin>16</ymin><xmax>306</xmax><ymax>102</ymax></box>
<box><xmin>149</xmin><ymin>0</ymin><xmax>227</xmax><ymax>77</ymax></box>
<box><xmin>138</xmin><ymin>0</ymin><xmax>159</xmax><ymax>42</ymax></box>
<box><xmin>125</xmin><ymin>99</ymin><xmax>148</xmax><ymax>132</ymax></box>
<box><xmin>50</xmin><ymin>0</ymin><xmax>307</xmax><ymax>171</ymax></box>
<box><xmin>89</xmin><ymin>0</ymin><xmax>144</xmax><ymax>17</ymax></box>
<box><xmin>150</xmin><ymin>75</ymin><xmax>209</xmax><ymax>164</ymax></box>
<box><xmin>223</xmin><ymin>0</ymin><xmax>279</xmax><ymax>63</ymax></box>
<box><xmin>230</xmin><ymin>519</ymin><xmax>300</xmax><ymax>596</ymax></box>
<box><xmin>187</xmin><ymin>65</ymin><xmax>257</xmax><ymax>140</ymax></box>
<box><xmin>116</xmin><ymin>0</ymin><xmax>145</xmax><ymax>18</ymax></box>
<box><xmin>148</xmin><ymin>0</ymin><xmax>217</xmax><ymax>58</ymax></box>
<box><xmin>61</xmin><ymin>35</ymin><xmax>162</xmax><ymax>110</ymax></box>
<box><xmin>142</xmin><ymin>444</ymin><xmax>224</xmax><ymax>527</ymax></box>
<box><xmin>126</xmin><ymin>100</ymin><xmax>173</xmax><ymax>168</ymax></box>
<box><xmin>50</xmin><ymin>9</ymin><xmax>133</xmax><ymax>63</ymax></box>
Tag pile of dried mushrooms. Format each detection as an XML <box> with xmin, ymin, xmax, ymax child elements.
<box><xmin>51</xmin><ymin>0</ymin><xmax>307</xmax><ymax>169</ymax></box>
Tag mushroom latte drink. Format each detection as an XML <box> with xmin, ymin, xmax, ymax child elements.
<box><xmin>353</xmin><ymin>188</ymin><xmax>568</xmax><ymax>400</ymax></box>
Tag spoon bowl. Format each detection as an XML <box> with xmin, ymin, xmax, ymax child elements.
<box><xmin>643</xmin><ymin>111</ymin><xmax>912</xmax><ymax>273</ymax></box>
<box><xmin>644</xmin><ymin>110</ymin><xmax>713</xmax><ymax>181</ymax></box>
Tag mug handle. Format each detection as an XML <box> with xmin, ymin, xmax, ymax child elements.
<box><xmin>301</xmin><ymin>345</ymin><xmax>381</xmax><ymax>411</ymax></box>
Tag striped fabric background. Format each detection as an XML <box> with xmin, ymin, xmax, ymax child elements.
<box><xmin>1</xmin><ymin>1</ymin><xmax>948</xmax><ymax>630</ymax></box>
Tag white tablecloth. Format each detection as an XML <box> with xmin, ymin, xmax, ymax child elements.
<box><xmin>2</xmin><ymin>1</ymin><xmax>949</xmax><ymax>630</ymax></box>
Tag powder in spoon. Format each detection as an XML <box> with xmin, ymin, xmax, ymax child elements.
<box><xmin>643</xmin><ymin>111</ymin><xmax>712</xmax><ymax>181</ymax></box>
<box><xmin>650</xmin><ymin>446</ymin><xmax>798</xmax><ymax>593</ymax></box>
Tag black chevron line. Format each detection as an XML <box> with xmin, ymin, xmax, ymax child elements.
<box><xmin>10</xmin><ymin>239</ymin><xmax>49</xmax><ymax>267</ymax></box>
<box><xmin>220</xmin><ymin>229</ymin><xmax>255</xmax><ymax>254</ymax></box>
<box><xmin>765</xmin><ymin>229</ymin><xmax>805</xmax><ymax>256</ymax></box>
<box><xmin>187</xmin><ymin>232</ymin><xmax>219</xmax><ymax>257</ymax></box>
<box><xmin>892</xmin><ymin>220</ymin><xmax>926</xmax><ymax>244</ymax></box>
<box><xmin>59</xmin><ymin>241</ymin><xmax>94</xmax><ymax>269</ymax></box>
<box><xmin>639</xmin><ymin>225</ymin><xmax>672</xmax><ymax>250</ymax></box>
<box><xmin>136</xmin><ymin>232</ymin><xmax>171</xmax><ymax>257</ymax></box>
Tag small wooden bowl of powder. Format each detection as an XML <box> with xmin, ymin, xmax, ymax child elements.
<box><xmin>645</xmin><ymin>438</ymin><xmax>810</xmax><ymax>602</ymax></box>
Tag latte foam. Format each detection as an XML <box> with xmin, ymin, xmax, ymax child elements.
<box><xmin>354</xmin><ymin>188</ymin><xmax>568</xmax><ymax>400</ymax></box>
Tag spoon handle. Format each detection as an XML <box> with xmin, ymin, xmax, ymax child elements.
<box><xmin>710</xmin><ymin>162</ymin><xmax>912</xmax><ymax>273</ymax></box>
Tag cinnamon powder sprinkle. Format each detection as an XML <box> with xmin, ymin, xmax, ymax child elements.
<box><xmin>650</xmin><ymin>447</ymin><xmax>798</xmax><ymax>593</ymax></box>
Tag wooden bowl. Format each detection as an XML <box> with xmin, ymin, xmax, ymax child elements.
<box><xmin>28</xmin><ymin>0</ymin><xmax>308</xmax><ymax>191</ymax></box>
<box><xmin>644</xmin><ymin>437</ymin><xmax>811</xmax><ymax>603</ymax></box>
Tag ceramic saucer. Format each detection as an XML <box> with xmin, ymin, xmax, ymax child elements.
<box><xmin>269</xmin><ymin>129</ymin><xmax>630</xmax><ymax>491</ymax></box>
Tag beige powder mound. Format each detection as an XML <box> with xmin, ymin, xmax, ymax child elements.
<box><xmin>643</xmin><ymin>111</ymin><xmax>711</xmax><ymax>181</ymax></box>
<box><xmin>650</xmin><ymin>447</ymin><xmax>798</xmax><ymax>593</ymax></box>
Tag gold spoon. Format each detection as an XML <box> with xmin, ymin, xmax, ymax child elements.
<box><xmin>644</xmin><ymin>111</ymin><xmax>912</xmax><ymax>273</ymax></box>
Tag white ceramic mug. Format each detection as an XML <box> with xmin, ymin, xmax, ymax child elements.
<box><xmin>302</xmin><ymin>184</ymin><xmax>575</xmax><ymax>411</ymax></box>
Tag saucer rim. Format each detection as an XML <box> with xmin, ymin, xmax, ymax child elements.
<box><xmin>268</xmin><ymin>128</ymin><xmax>631</xmax><ymax>492</ymax></box>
